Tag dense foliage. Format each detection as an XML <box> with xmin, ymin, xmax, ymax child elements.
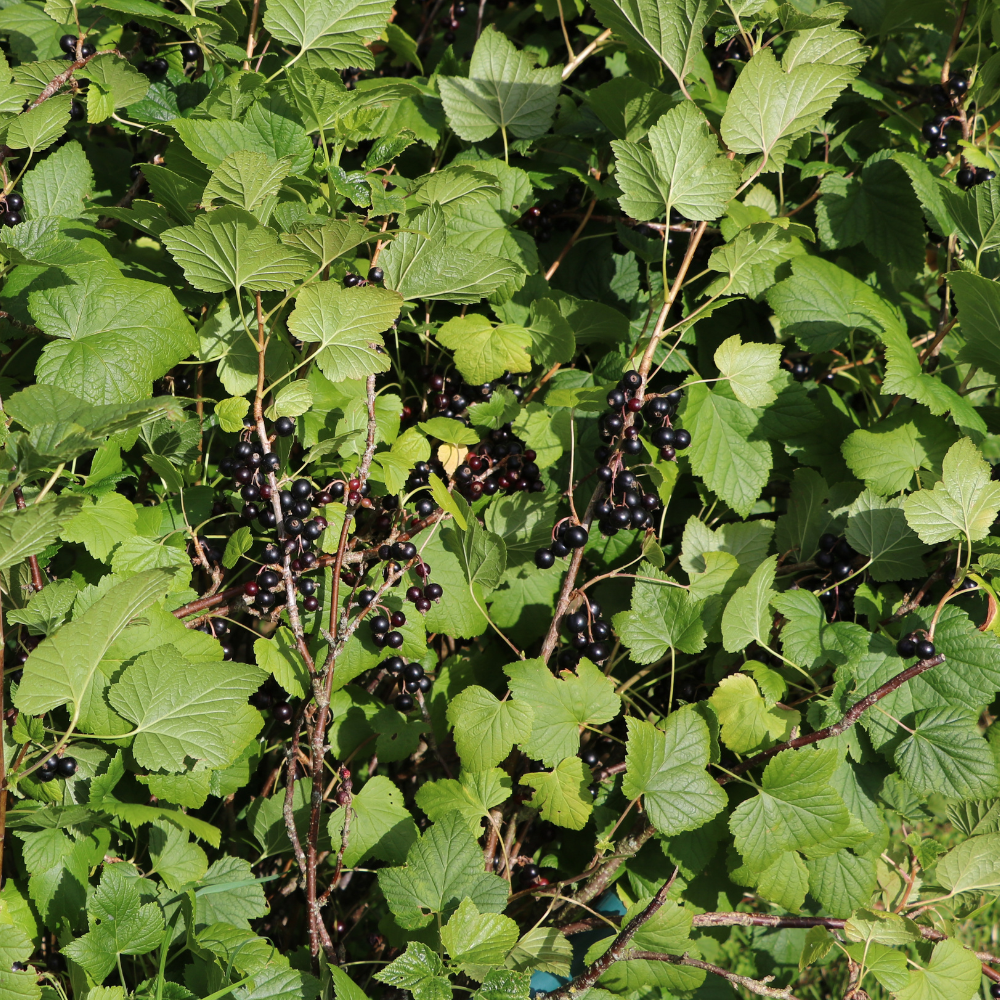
<box><xmin>8</xmin><ymin>0</ymin><xmax>1000</xmax><ymax>998</ymax></box>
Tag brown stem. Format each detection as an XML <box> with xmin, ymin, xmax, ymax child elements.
<box><xmin>628</xmin><ymin>952</ymin><xmax>803</xmax><ymax>1000</ymax></box>
<box><xmin>560</xmin><ymin>820</ymin><xmax>655</xmax><ymax>912</ymax></box>
<box><xmin>172</xmin><ymin>584</ymin><xmax>245</xmax><ymax>619</ymax></box>
<box><xmin>545</xmin><ymin>196</ymin><xmax>597</xmax><ymax>281</ymax></box>
<box><xmin>13</xmin><ymin>487</ymin><xmax>44</xmax><ymax>592</ymax></box>
<box><xmin>637</xmin><ymin>221</ymin><xmax>708</xmax><ymax>382</ymax></box>
<box><xmin>547</xmin><ymin>869</ymin><xmax>678</xmax><ymax>1000</ymax></box>
<box><xmin>941</xmin><ymin>0</ymin><xmax>970</xmax><ymax>84</ymax></box>
<box><xmin>720</xmin><ymin>653</ymin><xmax>945</xmax><ymax>781</ymax></box>
<box><xmin>244</xmin><ymin>0</ymin><xmax>262</xmax><ymax>67</ymax></box>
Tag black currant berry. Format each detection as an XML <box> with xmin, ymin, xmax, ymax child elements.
<box><xmin>896</xmin><ymin>636</ymin><xmax>916</xmax><ymax>657</ymax></box>
<box><xmin>535</xmin><ymin>548</ymin><xmax>555</xmax><ymax>568</ymax></box>
<box><xmin>181</xmin><ymin>42</ymin><xmax>199</xmax><ymax>61</ymax></box>
<box><xmin>914</xmin><ymin>639</ymin><xmax>936</xmax><ymax>659</ymax></box>
<box><xmin>368</xmin><ymin>266</ymin><xmax>384</xmax><ymax>283</ymax></box>
<box><xmin>673</xmin><ymin>429</ymin><xmax>691</xmax><ymax>449</ymax></box>
<box><xmin>564</xmin><ymin>525</ymin><xmax>588</xmax><ymax>549</ymax></box>
<box><xmin>580</xmin><ymin>749</ymin><xmax>599</xmax><ymax>766</ymax></box>
<box><xmin>59</xmin><ymin>33</ymin><xmax>77</xmax><ymax>53</ymax></box>
<box><xmin>275</xmin><ymin>415</ymin><xmax>295</xmax><ymax>436</ymax></box>
<box><xmin>343</xmin><ymin>273</ymin><xmax>361</xmax><ymax>287</ymax></box>
<box><xmin>425</xmin><ymin>583</ymin><xmax>443</xmax><ymax>600</ymax></box>
<box><xmin>395</xmin><ymin>693</ymin><xmax>414</xmax><ymax>711</ymax></box>
<box><xmin>56</xmin><ymin>757</ymin><xmax>77</xmax><ymax>777</ymax></box>
<box><xmin>566</xmin><ymin>611</ymin><xmax>588</xmax><ymax>634</ymax></box>
<box><xmin>370</xmin><ymin>615</ymin><xmax>390</xmax><ymax>634</ymax></box>
<box><xmin>273</xmin><ymin>702</ymin><xmax>293</xmax><ymax>722</ymax></box>
<box><xmin>385</xmin><ymin>631</ymin><xmax>404</xmax><ymax>648</ymax></box>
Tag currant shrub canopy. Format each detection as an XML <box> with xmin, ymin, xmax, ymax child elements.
<box><xmin>3</xmin><ymin>0</ymin><xmax>1000</xmax><ymax>999</ymax></box>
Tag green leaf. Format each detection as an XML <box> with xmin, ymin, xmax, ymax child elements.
<box><xmin>436</xmin><ymin>314</ymin><xmax>532</xmax><ymax>384</ymax></box>
<box><xmin>216</xmin><ymin>396</ymin><xmax>250</xmax><ymax>433</ymax></box>
<box><xmin>895</xmin><ymin>708</ymin><xmax>1000</xmax><ymax>800</ymax></box>
<box><xmin>447</xmin><ymin>685</ymin><xmax>534</xmax><ymax>771</ymax></box>
<box><xmin>456</xmin><ymin>508</ymin><xmax>506</xmax><ymax>592</ymax></box>
<box><xmin>415</xmin><ymin>768</ymin><xmax>511</xmax><ymax>833</ymax></box>
<box><xmin>438</xmin><ymin>26</ymin><xmax>561</xmax><ymax>143</ymax></box>
<box><xmin>222</xmin><ymin>525</ymin><xmax>253</xmax><ymax>569</ymax></box>
<box><xmin>14</xmin><ymin>569</ymin><xmax>175</xmax><ymax>721</ymax></box>
<box><xmin>22</xmin><ymin>140</ymin><xmax>92</xmax><ymax>219</ymax></box>
<box><xmin>714</xmin><ymin>335</ymin><xmax>782</xmax><ymax>407</ymax></box>
<box><xmin>60</xmin><ymin>492</ymin><xmax>137</xmax><ymax>561</ymax></box>
<box><xmin>815</xmin><ymin>159</ymin><xmax>926</xmax><ymax>273</ymax></box>
<box><xmin>842</xmin><ymin>409</ymin><xmax>956</xmax><ymax>497</ymax></box>
<box><xmin>6</xmin><ymin>577</ymin><xmax>77</xmax><ymax>636</ymax></box>
<box><xmin>288</xmin><ymin>282</ymin><xmax>401</xmax><ymax>381</ymax></box>
<box><xmin>147</xmin><ymin>819</ymin><xmax>208</xmax><ymax>890</ymax></box>
<box><xmin>7</xmin><ymin>95</ymin><xmax>72</xmax><ymax>152</ymax></box>
<box><xmin>708</xmin><ymin>672</ymin><xmax>798</xmax><ymax>753</ymax></box>
<box><xmin>622</xmin><ymin>711</ymin><xmax>726</xmax><ymax>834</ymax></box>
<box><xmin>107</xmin><ymin>644</ymin><xmax>265</xmax><ymax>772</ymax></box>
<box><xmin>936</xmin><ymin>833</ymin><xmax>1000</xmax><ymax>894</ymax></box>
<box><xmin>845</xmin><ymin>490</ymin><xmax>928</xmax><ymax>581</ymax></box>
<box><xmin>505</xmin><ymin>928</ymin><xmax>572</xmax><ymax>977</ymax></box>
<box><xmin>721</xmin><ymin>554</ymin><xmax>777</xmax><ymax>653</ymax></box>
<box><xmin>202</xmin><ymin>151</ymin><xmax>293</xmax><ymax>213</ymax></box>
<box><xmin>76</xmin><ymin>54</ymin><xmax>149</xmax><ymax>116</ymax></box>
<box><xmin>382</xmin><ymin>206</ymin><xmax>520</xmax><ymax>303</ymax></box>
<box><xmin>263</xmin><ymin>0</ymin><xmax>394</xmax><ymax>69</ymax></box>
<box><xmin>328</xmin><ymin>774</ymin><xmax>418</xmax><ymax>867</ymax></box>
<box><xmin>681</xmin><ymin>381</ymin><xmax>772</xmax><ymax>517</ymax></box>
<box><xmin>375</xmin><ymin>943</ymin><xmax>451</xmax><ymax>1000</ymax></box>
<box><xmin>377</xmin><ymin>812</ymin><xmax>509</xmax><ymax>929</ymax></box>
<box><xmin>162</xmin><ymin>206</ymin><xmax>314</xmax><ymax>294</ymax></box>
<box><xmin>62</xmin><ymin>865</ymin><xmax>164</xmax><ymax>980</ymax></box>
<box><xmin>806</xmin><ymin>851</ymin><xmax>877</xmax><ymax>918</ymax></box>
<box><xmin>588</xmin><ymin>0</ymin><xmax>717</xmax><ymax>91</ymax></box>
<box><xmin>280</xmin><ymin>217</ymin><xmax>372</xmax><ymax>269</ymax></box>
<box><xmin>894</xmin><ymin>939</ymin><xmax>981</xmax><ymax>1000</ymax></box>
<box><xmin>0</xmin><ymin>496</ymin><xmax>83</xmax><ymax>572</ymax></box>
<box><xmin>29</xmin><ymin>264</ymin><xmax>198</xmax><ymax>405</ymax></box>
<box><xmin>720</xmin><ymin>47</ymin><xmax>858</xmax><ymax>168</ymax></box>
<box><xmin>947</xmin><ymin>270</ymin><xmax>1000</xmax><ymax>378</ymax></box>
<box><xmin>611</xmin><ymin>101</ymin><xmax>738</xmax><ymax>222</ymax></box>
<box><xmin>903</xmin><ymin>437</ymin><xmax>1000</xmax><ymax>544</ymax></box>
<box><xmin>729</xmin><ymin>747</ymin><xmax>850</xmax><ymax>870</ymax></box>
<box><xmin>522</xmin><ymin>756</ymin><xmax>593</xmax><ymax>830</ymax></box>
<box><xmin>442</xmin><ymin>898</ymin><xmax>519</xmax><ymax>976</ymax></box>
<box><xmin>775</xmin><ymin>467</ymin><xmax>828</xmax><ymax>563</ymax></box>
<box><xmin>254</xmin><ymin>627</ymin><xmax>311</xmax><ymax>700</ymax></box>
<box><xmin>506</xmin><ymin>657</ymin><xmax>620</xmax><ymax>766</ymax></box>
<box><xmin>612</xmin><ymin>561</ymin><xmax>705</xmax><ymax>662</ymax></box>
<box><xmin>706</xmin><ymin>223</ymin><xmax>805</xmax><ymax>298</ymax></box>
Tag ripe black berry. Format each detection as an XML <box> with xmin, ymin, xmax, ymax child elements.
<box><xmin>607</xmin><ymin>389</ymin><xmax>626</xmax><ymax>409</ymax></box>
<box><xmin>370</xmin><ymin>615</ymin><xmax>390</xmax><ymax>634</ymax></box>
<box><xmin>535</xmin><ymin>548</ymin><xmax>555</xmax><ymax>568</ymax></box>
<box><xmin>957</xmin><ymin>167</ymin><xmax>977</xmax><ymax>190</ymax></box>
<box><xmin>949</xmin><ymin>75</ymin><xmax>968</xmax><ymax>94</ymax></box>
<box><xmin>275</xmin><ymin>415</ymin><xmax>295</xmax><ymax>436</ymax></box>
<box><xmin>257</xmin><ymin>591</ymin><xmax>277</xmax><ymax>609</ymax></box>
<box><xmin>3</xmin><ymin>210</ymin><xmax>21</xmax><ymax>227</ymax></box>
<box><xmin>564</xmin><ymin>525</ymin><xmax>588</xmax><ymax>549</ymax></box>
<box><xmin>586</xmin><ymin>642</ymin><xmax>609</xmax><ymax>661</ymax></box>
<box><xmin>59</xmin><ymin>33</ymin><xmax>77</xmax><ymax>52</ymax></box>
<box><xmin>368</xmin><ymin>266</ymin><xmax>384</xmax><ymax>283</ymax></box>
<box><xmin>291</xmin><ymin>478</ymin><xmax>312</xmax><ymax>498</ymax></box>
<box><xmin>181</xmin><ymin>42</ymin><xmax>199</xmax><ymax>61</ymax></box>
<box><xmin>566</xmin><ymin>611</ymin><xmax>588</xmax><ymax>634</ymax></box>
<box><xmin>56</xmin><ymin>757</ymin><xmax>77</xmax><ymax>777</ymax></box>
<box><xmin>149</xmin><ymin>57</ymin><xmax>168</xmax><ymax>74</ymax></box>
<box><xmin>283</xmin><ymin>517</ymin><xmax>304</xmax><ymax>536</ymax></box>
<box><xmin>673</xmin><ymin>429</ymin><xmax>691</xmax><ymax>449</ymax></box>
<box><xmin>259</xmin><ymin>570</ymin><xmax>280</xmax><ymax>589</ymax></box>
<box><xmin>242</xmin><ymin>503</ymin><xmax>259</xmax><ymax>521</ymax></box>
<box><xmin>273</xmin><ymin>702</ymin><xmax>293</xmax><ymax>722</ymax></box>
<box><xmin>896</xmin><ymin>636</ymin><xmax>916</xmax><ymax>657</ymax></box>
<box><xmin>620</xmin><ymin>371</ymin><xmax>642</xmax><ymax>391</ymax></box>
<box><xmin>425</xmin><ymin>583</ymin><xmax>443</xmax><ymax>600</ymax></box>
<box><xmin>415</xmin><ymin>597</ymin><xmax>432</xmax><ymax>612</ymax></box>
<box><xmin>303</xmin><ymin>596</ymin><xmax>319</xmax><ymax>612</ymax></box>
<box><xmin>915</xmin><ymin>639</ymin><xmax>936</xmax><ymax>659</ymax></box>
<box><xmin>6</xmin><ymin>192</ymin><xmax>23</xmax><ymax>212</ymax></box>
<box><xmin>69</xmin><ymin>100</ymin><xmax>84</xmax><ymax>120</ymax></box>
<box><xmin>580</xmin><ymin>749</ymin><xmax>599</xmax><ymax>766</ymax></box>
<box><xmin>385</xmin><ymin>631</ymin><xmax>404</xmax><ymax>648</ymax></box>
<box><xmin>262</xmin><ymin>543</ymin><xmax>282</xmax><ymax>563</ymax></box>
<box><xmin>344</xmin><ymin>273</ymin><xmax>361</xmax><ymax>287</ymax></box>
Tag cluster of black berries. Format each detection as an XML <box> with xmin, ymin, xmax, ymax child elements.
<box><xmin>641</xmin><ymin>387</ymin><xmax>688</xmax><ymax>461</ymax></box>
<box><xmin>365</xmin><ymin>607</ymin><xmax>407</xmax><ymax>649</ymax></box>
<box><xmin>384</xmin><ymin>656</ymin><xmax>432</xmax><ymax>711</ymax></box>
<box><xmin>558</xmin><ymin>601</ymin><xmax>611</xmax><ymax>666</ymax></box>
<box><xmin>419</xmin><ymin>370</ymin><xmax>525</xmax><ymax>425</ymax></box>
<box><xmin>343</xmin><ymin>266</ymin><xmax>384</xmax><ymax>287</ymax></box>
<box><xmin>439</xmin><ymin>1</ymin><xmax>467</xmax><ymax>42</ymax></box>
<box><xmin>249</xmin><ymin>684</ymin><xmax>294</xmax><ymax>722</ymax></box>
<box><xmin>594</xmin><ymin>469</ymin><xmax>660</xmax><ymax>536</ymax></box>
<box><xmin>243</xmin><ymin>542</ymin><xmax>320</xmax><ymax>613</ymax></box>
<box><xmin>534</xmin><ymin>520</ymin><xmax>588</xmax><ymax>568</ymax></box>
<box><xmin>36</xmin><ymin>755</ymin><xmax>77</xmax><ymax>781</ymax></box>
<box><xmin>59</xmin><ymin>33</ymin><xmax>96</xmax><ymax>59</ymax></box>
<box><xmin>1</xmin><ymin>191</ymin><xmax>23</xmax><ymax>228</ymax></box>
<box><xmin>454</xmin><ymin>430</ymin><xmax>542</xmax><ymax>500</ymax></box>
<box><xmin>814</xmin><ymin>533</ymin><xmax>857</xmax><ymax>579</ymax></box>
<box><xmin>896</xmin><ymin>632</ymin><xmax>936</xmax><ymax>660</ymax></box>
